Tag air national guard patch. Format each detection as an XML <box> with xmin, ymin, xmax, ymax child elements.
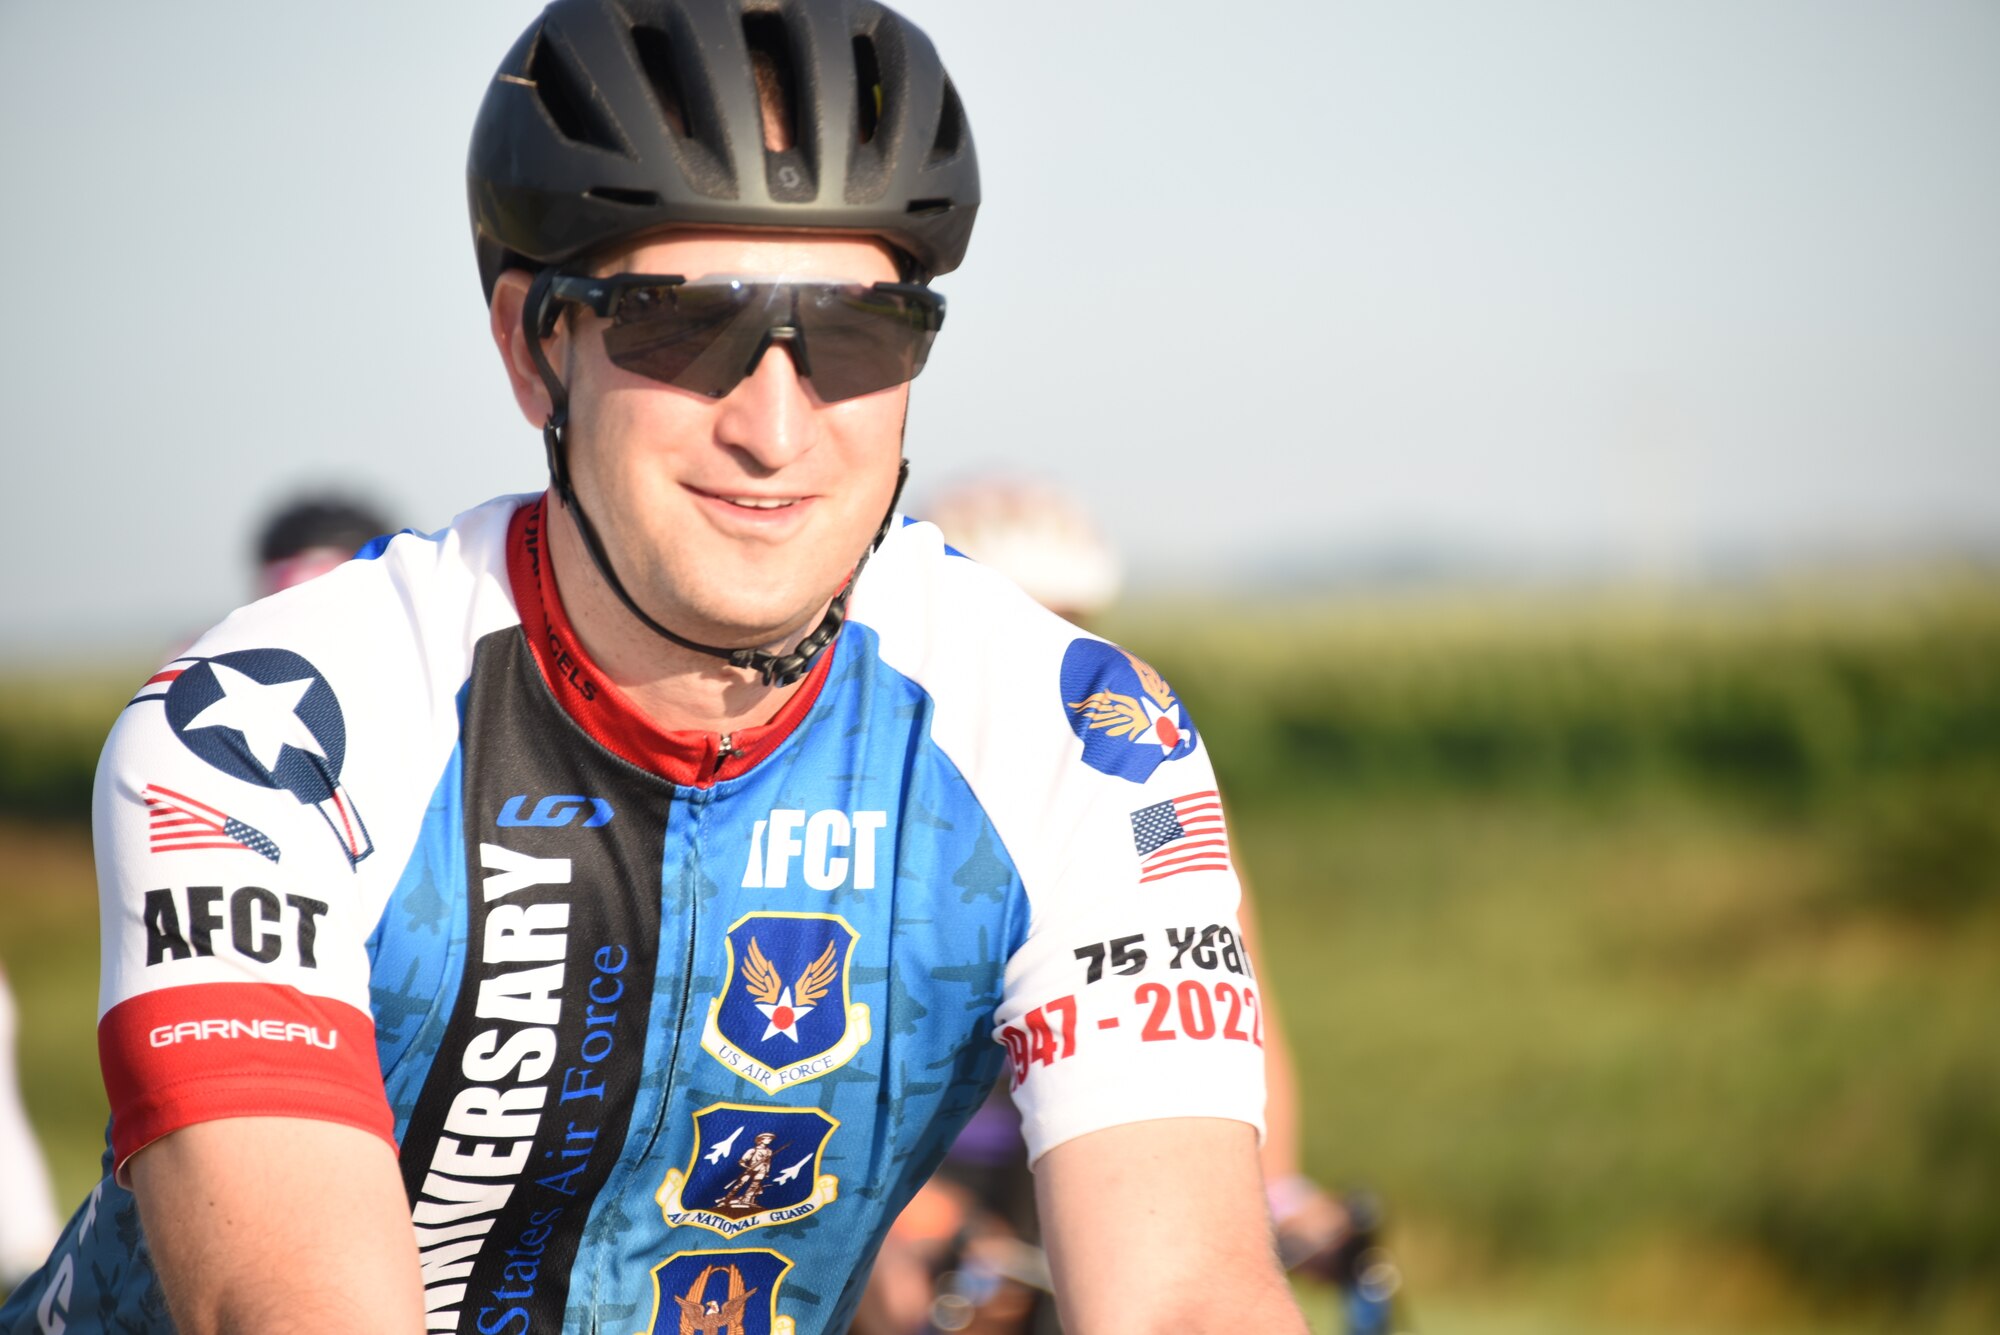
<box><xmin>1060</xmin><ymin>639</ymin><xmax>1200</xmax><ymax>783</ymax></box>
<box><xmin>655</xmin><ymin>1104</ymin><xmax>840</xmax><ymax>1237</ymax></box>
<box><xmin>701</xmin><ymin>913</ymin><xmax>871</xmax><ymax>1095</ymax></box>
<box><xmin>637</xmin><ymin>1249</ymin><xmax>796</xmax><ymax>1335</ymax></box>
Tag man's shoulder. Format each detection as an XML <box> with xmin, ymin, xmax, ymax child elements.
<box><xmin>849</xmin><ymin>514</ymin><xmax>1213</xmax><ymax>824</ymax></box>
<box><xmin>854</xmin><ymin>514</ymin><xmax>1091</xmax><ymax>687</ymax></box>
<box><xmin>855</xmin><ymin>515</ymin><xmax>1185</xmax><ymax>720</ymax></box>
<box><xmin>95</xmin><ymin>495</ymin><xmax>532</xmax><ymax>873</ymax></box>
<box><xmin>180</xmin><ymin>494</ymin><xmax>527</xmax><ymax>673</ymax></box>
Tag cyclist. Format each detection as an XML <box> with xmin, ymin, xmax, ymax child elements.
<box><xmin>0</xmin><ymin>3</ymin><xmax>1303</xmax><ymax>1332</ymax></box>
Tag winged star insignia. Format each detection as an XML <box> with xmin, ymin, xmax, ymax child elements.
<box><xmin>744</xmin><ymin>936</ymin><xmax>838</xmax><ymax>1042</ymax></box>
<box><xmin>702</xmin><ymin>913</ymin><xmax>871</xmax><ymax>1095</ymax></box>
<box><xmin>1059</xmin><ymin>639</ymin><xmax>1199</xmax><ymax>783</ymax></box>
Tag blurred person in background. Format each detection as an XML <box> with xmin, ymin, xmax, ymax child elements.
<box><xmin>0</xmin><ymin>963</ymin><xmax>60</xmax><ymax>1295</ymax></box>
<box><xmin>253</xmin><ymin>495</ymin><xmax>395</xmax><ymax>597</ymax></box>
<box><xmin>851</xmin><ymin>478</ymin><xmax>1361</xmax><ymax>1335</ymax></box>
<box><xmin>166</xmin><ymin>495</ymin><xmax>397</xmax><ymax>657</ymax></box>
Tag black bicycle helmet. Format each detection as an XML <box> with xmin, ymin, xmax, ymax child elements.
<box><xmin>469</xmin><ymin>0</ymin><xmax>979</xmax><ymax>299</ymax></box>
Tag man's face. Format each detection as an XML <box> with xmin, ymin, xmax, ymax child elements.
<box><xmin>552</xmin><ymin>230</ymin><xmax>908</xmax><ymax>651</ymax></box>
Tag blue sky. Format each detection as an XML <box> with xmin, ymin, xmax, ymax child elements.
<box><xmin>3</xmin><ymin>0</ymin><xmax>1996</xmax><ymax>653</ymax></box>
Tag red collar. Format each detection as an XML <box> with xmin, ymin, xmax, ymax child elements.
<box><xmin>506</xmin><ymin>496</ymin><xmax>833</xmax><ymax>788</ymax></box>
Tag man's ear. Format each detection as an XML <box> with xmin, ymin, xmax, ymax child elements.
<box><xmin>489</xmin><ymin>271</ymin><xmax>565</xmax><ymax>428</ymax></box>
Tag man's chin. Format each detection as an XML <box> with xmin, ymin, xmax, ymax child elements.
<box><xmin>671</xmin><ymin>595</ymin><xmax>833</xmax><ymax>659</ymax></box>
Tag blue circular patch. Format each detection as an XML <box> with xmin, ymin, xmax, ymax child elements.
<box><xmin>1059</xmin><ymin>639</ymin><xmax>1199</xmax><ymax>784</ymax></box>
<box><xmin>163</xmin><ymin>649</ymin><xmax>347</xmax><ymax>804</ymax></box>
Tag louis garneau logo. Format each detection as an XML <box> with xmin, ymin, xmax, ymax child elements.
<box><xmin>498</xmin><ymin>794</ymin><xmax>615</xmax><ymax>829</ymax></box>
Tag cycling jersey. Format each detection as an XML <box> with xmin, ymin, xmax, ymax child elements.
<box><xmin>2</xmin><ymin>494</ymin><xmax>1266</xmax><ymax>1335</ymax></box>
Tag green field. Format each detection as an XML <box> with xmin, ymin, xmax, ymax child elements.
<box><xmin>3</xmin><ymin>574</ymin><xmax>1997</xmax><ymax>1331</ymax></box>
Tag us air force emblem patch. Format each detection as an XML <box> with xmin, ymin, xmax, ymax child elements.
<box><xmin>636</xmin><ymin>1249</ymin><xmax>796</xmax><ymax>1335</ymax></box>
<box><xmin>655</xmin><ymin>1104</ymin><xmax>840</xmax><ymax>1237</ymax></box>
<box><xmin>700</xmin><ymin>912</ymin><xmax>871</xmax><ymax>1094</ymax></box>
<box><xmin>1060</xmin><ymin>638</ymin><xmax>1199</xmax><ymax>783</ymax></box>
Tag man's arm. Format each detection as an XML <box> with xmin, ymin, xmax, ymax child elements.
<box><xmin>130</xmin><ymin>1117</ymin><xmax>425</xmax><ymax>1335</ymax></box>
<box><xmin>1035</xmin><ymin>1117</ymin><xmax>1306</xmax><ymax>1335</ymax></box>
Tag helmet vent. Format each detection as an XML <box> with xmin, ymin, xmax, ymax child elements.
<box><xmin>630</xmin><ymin>25</ymin><xmax>692</xmax><ymax>138</ymax></box>
<box><xmin>851</xmin><ymin>35</ymin><xmax>882</xmax><ymax>145</ymax></box>
<box><xmin>926</xmin><ymin>77</ymin><xmax>964</xmax><ymax>166</ymax></box>
<box><xmin>587</xmin><ymin>187</ymin><xmax>664</xmax><ymax>208</ymax></box>
<box><xmin>744</xmin><ymin>10</ymin><xmax>816</xmax><ymax>202</ymax></box>
<box><xmin>743</xmin><ymin>12</ymin><xmax>799</xmax><ymax>153</ymax></box>
<box><xmin>527</xmin><ymin>33</ymin><xmax>624</xmax><ymax>154</ymax></box>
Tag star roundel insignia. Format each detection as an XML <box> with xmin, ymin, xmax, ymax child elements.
<box><xmin>157</xmin><ymin>649</ymin><xmax>375</xmax><ymax>867</ymax></box>
<box><xmin>182</xmin><ymin>661</ymin><xmax>327</xmax><ymax>773</ymax></box>
<box><xmin>754</xmin><ymin>986</ymin><xmax>813</xmax><ymax>1042</ymax></box>
<box><xmin>743</xmin><ymin>936</ymin><xmax>838</xmax><ymax>1044</ymax></box>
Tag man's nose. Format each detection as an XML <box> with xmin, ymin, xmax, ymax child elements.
<box><xmin>716</xmin><ymin>335</ymin><xmax>818</xmax><ymax>470</ymax></box>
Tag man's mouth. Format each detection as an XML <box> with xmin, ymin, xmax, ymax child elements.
<box><xmin>687</xmin><ymin>484</ymin><xmax>809</xmax><ymax>513</ymax></box>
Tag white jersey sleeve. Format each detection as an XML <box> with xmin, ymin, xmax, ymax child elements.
<box><xmin>91</xmin><ymin>499</ymin><xmax>522</xmax><ymax>1179</ymax></box>
<box><xmin>858</xmin><ymin>520</ymin><xmax>1267</xmax><ymax>1164</ymax></box>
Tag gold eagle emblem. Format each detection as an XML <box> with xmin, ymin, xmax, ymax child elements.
<box><xmin>673</xmin><ymin>1263</ymin><xmax>758</xmax><ymax>1335</ymax></box>
<box><xmin>1067</xmin><ymin>650</ymin><xmax>1178</xmax><ymax>738</ymax></box>
<box><xmin>743</xmin><ymin>936</ymin><xmax>838</xmax><ymax>1010</ymax></box>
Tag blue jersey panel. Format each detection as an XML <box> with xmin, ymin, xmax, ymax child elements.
<box><xmin>565</xmin><ymin>625</ymin><xmax>1030</xmax><ymax>1335</ymax></box>
<box><xmin>370</xmin><ymin>731</ymin><xmax>471</xmax><ymax>1141</ymax></box>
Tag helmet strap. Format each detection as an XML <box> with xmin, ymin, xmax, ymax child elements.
<box><xmin>522</xmin><ymin>270</ymin><xmax>907</xmax><ymax>689</ymax></box>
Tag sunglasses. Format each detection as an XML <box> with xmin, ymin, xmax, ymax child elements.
<box><xmin>532</xmin><ymin>271</ymin><xmax>946</xmax><ymax>403</ymax></box>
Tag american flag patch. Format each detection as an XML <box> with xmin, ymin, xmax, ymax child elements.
<box><xmin>145</xmin><ymin>784</ymin><xmax>281</xmax><ymax>863</ymax></box>
<box><xmin>1129</xmin><ymin>790</ymin><xmax>1231</xmax><ymax>884</ymax></box>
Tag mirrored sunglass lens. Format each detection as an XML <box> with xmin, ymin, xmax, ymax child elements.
<box><xmin>600</xmin><ymin>282</ymin><xmax>763</xmax><ymax>394</ymax></box>
<box><xmin>598</xmin><ymin>281</ymin><xmax>937</xmax><ymax>401</ymax></box>
<box><xmin>797</xmin><ymin>288</ymin><xmax>938</xmax><ymax>402</ymax></box>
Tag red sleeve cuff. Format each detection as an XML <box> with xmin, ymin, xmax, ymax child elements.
<box><xmin>98</xmin><ymin>982</ymin><xmax>393</xmax><ymax>1179</ymax></box>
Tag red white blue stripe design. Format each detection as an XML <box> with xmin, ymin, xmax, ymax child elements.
<box><xmin>129</xmin><ymin>659</ymin><xmax>199</xmax><ymax>705</ymax></box>
<box><xmin>1129</xmin><ymin>789</ymin><xmax>1230</xmax><ymax>883</ymax></box>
